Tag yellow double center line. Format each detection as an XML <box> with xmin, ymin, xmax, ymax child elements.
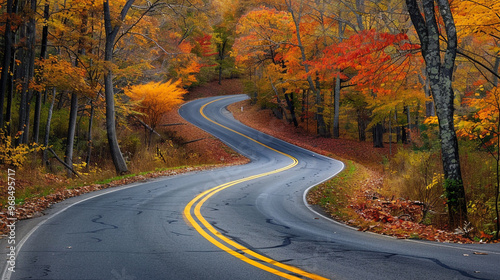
<box><xmin>183</xmin><ymin>97</ymin><xmax>328</xmax><ymax>280</ymax></box>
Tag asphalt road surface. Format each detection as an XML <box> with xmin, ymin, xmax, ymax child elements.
<box><xmin>2</xmin><ymin>95</ymin><xmax>500</xmax><ymax>280</ymax></box>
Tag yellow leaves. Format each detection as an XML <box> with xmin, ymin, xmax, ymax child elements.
<box><xmin>35</xmin><ymin>55</ymin><xmax>90</xmax><ymax>95</ymax></box>
<box><xmin>426</xmin><ymin>173</ymin><xmax>444</xmax><ymax>190</ymax></box>
<box><xmin>455</xmin><ymin>0</ymin><xmax>500</xmax><ymax>31</ymax></box>
<box><xmin>125</xmin><ymin>80</ymin><xmax>186</xmax><ymax>129</ymax></box>
<box><xmin>458</xmin><ymin>86</ymin><xmax>500</xmax><ymax>146</ymax></box>
<box><xmin>234</xmin><ymin>6</ymin><xmax>294</xmax><ymax>65</ymax></box>
<box><xmin>0</xmin><ymin>130</ymin><xmax>44</xmax><ymax>168</ymax></box>
<box><xmin>424</xmin><ymin>116</ymin><xmax>438</xmax><ymax>125</ymax></box>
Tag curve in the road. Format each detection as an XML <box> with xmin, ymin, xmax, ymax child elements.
<box><xmin>184</xmin><ymin>97</ymin><xmax>326</xmax><ymax>279</ymax></box>
<box><xmin>4</xmin><ymin>94</ymin><xmax>500</xmax><ymax>280</ymax></box>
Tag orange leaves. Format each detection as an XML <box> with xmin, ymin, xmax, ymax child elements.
<box><xmin>35</xmin><ymin>55</ymin><xmax>90</xmax><ymax>95</ymax></box>
<box><xmin>177</xmin><ymin>59</ymin><xmax>202</xmax><ymax>86</ymax></box>
<box><xmin>310</xmin><ymin>29</ymin><xmax>418</xmax><ymax>95</ymax></box>
<box><xmin>454</xmin><ymin>0</ymin><xmax>500</xmax><ymax>38</ymax></box>
<box><xmin>125</xmin><ymin>80</ymin><xmax>186</xmax><ymax>129</ymax></box>
<box><xmin>458</xmin><ymin>86</ymin><xmax>500</xmax><ymax>147</ymax></box>
<box><xmin>234</xmin><ymin>7</ymin><xmax>293</xmax><ymax>65</ymax></box>
<box><xmin>179</xmin><ymin>41</ymin><xmax>195</xmax><ymax>54</ymax></box>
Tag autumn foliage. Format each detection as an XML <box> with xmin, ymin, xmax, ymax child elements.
<box><xmin>1</xmin><ymin>0</ymin><xmax>500</xmax><ymax>241</ymax></box>
<box><xmin>125</xmin><ymin>80</ymin><xmax>186</xmax><ymax>131</ymax></box>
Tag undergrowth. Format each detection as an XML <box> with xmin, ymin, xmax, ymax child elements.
<box><xmin>307</xmin><ymin>160</ymin><xmax>372</xmax><ymax>223</ymax></box>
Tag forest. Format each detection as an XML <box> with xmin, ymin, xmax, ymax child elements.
<box><xmin>0</xmin><ymin>0</ymin><xmax>499</xmax><ymax>242</ymax></box>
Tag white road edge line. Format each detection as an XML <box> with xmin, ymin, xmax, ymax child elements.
<box><xmin>300</xmin><ymin>153</ymin><xmax>500</xmax><ymax>254</ymax></box>
<box><xmin>1</xmin><ymin>182</ymin><xmax>142</xmax><ymax>280</ymax></box>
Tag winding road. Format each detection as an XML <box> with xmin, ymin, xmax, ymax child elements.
<box><xmin>2</xmin><ymin>95</ymin><xmax>500</xmax><ymax>279</ymax></box>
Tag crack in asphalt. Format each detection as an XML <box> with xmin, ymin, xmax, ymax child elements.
<box><xmin>266</xmin><ymin>218</ymin><xmax>290</xmax><ymax>230</ymax></box>
<box><xmin>68</xmin><ymin>215</ymin><xmax>119</xmax><ymax>235</ymax></box>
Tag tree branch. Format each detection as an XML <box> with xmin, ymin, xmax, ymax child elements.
<box><xmin>457</xmin><ymin>49</ymin><xmax>500</xmax><ymax>81</ymax></box>
<box><xmin>47</xmin><ymin>147</ymin><xmax>81</xmax><ymax>178</ymax></box>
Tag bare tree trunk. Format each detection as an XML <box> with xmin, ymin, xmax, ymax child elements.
<box><xmin>15</xmin><ymin>0</ymin><xmax>36</xmax><ymax>145</ymax></box>
<box><xmin>373</xmin><ymin>123</ymin><xmax>384</xmax><ymax>148</ymax></box>
<box><xmin>333</xmin><ymin>74</ymin><xmax>341</xmax><ymax>138</ymax></box>
<box><xmin>286</xmin><ymin>0</ymin><xmax>327</xmax><ymax>136</ymax></box>
<box><xmin>395</xmin><ymin>108</ymin><xmax>401</xmax><ymax>143</ymax></box>
<box><xmin>357</xmin><ymin>108</ymin><xmax>369</xmax><ymax>142</ymax></box>
<box><xmin>217</xmin><ymin>37</ymin><xmax>227</xmax><ymax>85</ymax></box>
<box><xmin>332</xmin><ymin>18</ymin><xmax>344</xmax><ymax>139</ymax></box>
<box><xmin>0</xmin><ymin>0</ymin><xmax>14</xmax><ymax>130</ymax></box>
<box><xmin>43</xmin><ymin>88</ymin><xmax>56</xmax><ymax>168</ymax></box>
<box><xmin>284</xmin><ymin>93</ymin><xmax>298</xmax><ymax>127</ymax></box>
<box><xmin>86</xmin><ymin>100</ymin><xmax>94</xmax><ymax>167</ymax></box>
<box><xmin>496</xmin><ymin>119</ymin><xmax>500</xmax><ymax>240</ymax></box>
<box><xmin>103</xmin><ymin>0</ymin><xmax>135</xmax><ymax>174</ymax></box>
<box><xmin>406</xmin><ymin>0</ymin><xmax>467</xmax><ymax>228</ymax></box>
<box><xmin>355</xmin><ymin>0</ymin><xmax>365</xmax><ymax>31</ymax></box>
<box><xmin>65</xmin><ymin>93</ymin><xmax>78</xmax><ymax>177</ymax></box>
<box><xmin>493</xmin><ymin>56</ymin><xmax>500</xmax><ymax>87</ymax></box>
<box><xmin>33</xmin><ymin>2</ymin><xmax>50</xmax><ymax>144</ymax></box>
<box><xmin>406</xmin><ymin>105</ymin><xmax>411</xmax><ymax>142</ymax></box>
<box><xmin>419</xmin><ymin>70</ymin><xmax>435</xmax><ymax>117</ymax></box>
<box><xmin>315</xmin><ymin>76</ymin><xmax>327</xmax><ymax>136</ymax></box>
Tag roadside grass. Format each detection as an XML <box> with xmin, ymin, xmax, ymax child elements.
<box><xmin>307</xmin><ymin>160</ymin><xmax>373</xmax><ymax>224</ymax></box>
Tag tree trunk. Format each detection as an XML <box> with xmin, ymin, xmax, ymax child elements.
<box><xmin>217</xmin><ymin>38</ymin><xmax>227</xmax><ymax>85</ymax></box>
<box><xmin>332</xmin><ymin>20</ymin><xmax>345</xmax><ymax>139</ymax></box>
<box><xmin>373</xmin><ymin>123</ymin><xmax>384</xmax><ymax>148</ymax></box>
<box><xmin>33</xmin><ymin>2</ymin><xmax>50</xmax><ymax>144</ymax></box>
<box><xmin>315</xmin><ymin>77</ymin><xmax>327</xmax><ymax>136</ymax></box>
<box><xmin>103</xmin><ymin>0</ymin><xmax>134</xmax><ymax>174</ymax></box>
<box><xmin>333</xmin><ymin>74</ymin><xmax>341</xmax><ymax>138</ymax></box>
<box><xmin>355</xmin><ymin>0</ymin><xmax>365</xmax><ymax>31</ymax></box>
<box><xmin>286</xmin><ymin>0</ymin><xmax>327</xmax><ymax>136</ymax></box>
<box><xmin>4</xmin><ymin>0</ymin><xmax>18</xmax><ymax>135</ymax></box>
<box><xmin>495</xmin><ymin>119</ymin><xmax>500</xmax><ymax>240</ymax></box>
<box><xmin>357</xmin><ymin>108</ymin><xmax>368</xmax><ymax>142</ymax></box>
<box><xmin>493</xmin><ymin>56</ymin><xmax>500</xmax><ymax>87</ymax></box>
<box><xmin>0</xmin><ymin>0</ymin><xmax>14</xmax><ymax>130</ymax></box>
<box><xmin>395</xmin><ymin>109</ymin><xmax>401</xmax><ymax>143</ymax></box>
<box><xmin>406</xmin><ymin>0</ymin><xmax>467</xmax><ymax>228</ymax></box>
<box><xmin>420</xmin><ymin>70</ymin><xmax>435</xmax><ymax>117</ymax></box>
<box><xmin>301</xmin><ymin>89</ymin><xmax>306</xmax><ymax>122</ymax></box>
<box><xmin>16</xmin><ymin>0</ymin><xmax>36</xmax><ymax>145</ymax></box>
<box><xmin>65</xmin><ymin>93</ymin><xmax>78</xmax><ymax>177</ymax></box>
<box><xmin>43</xmin><ymin>88</ymin><xmax>56</xmax><ymax>168</ymax></box>
<box><xmin>86</xmin><ymin>100</ymin><xmax>94</xmax><ymax>167</ymax></box>
<box><xmin>406</xmin><ymin>105</ymin><xmax>411</xmax><ymax>142</ymax></box>
<box><xmin>5</xmin><ymin>55</ymin><xmax>14</xmax><ymax>134</ymax></box>
<box><xmin>284</xmin><ymin>93</ymin><xmax>298</xmax><ymax>127</ymax></box>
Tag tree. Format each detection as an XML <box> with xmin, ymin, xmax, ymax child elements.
<box><xmin>405</xmin><ymin>0</ymin><xmax>467</xmax><ymax>229</ymax></box>
<box><xmin>285</xmin><ymin>0</ymin><xmax>328</xmax><ymax>136</ymax></box>
<box><xmin>0</xmin><ymin>0</ymin><xmax>14</xmax><ymax>131</ymax></box>
<box><xmin>103</xmin><ymin>0</ymin><xmax>136</xmax><ymax>174</ymax></box>
<box><xmin>125</xmin><ymin>80</ymin><xmax>186</xmax><ymax>145</ymax></box>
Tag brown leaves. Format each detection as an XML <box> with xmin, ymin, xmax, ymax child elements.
<box><xmin>228</xmin><ymin>98</ymin><xmax>478</xmax><ymax>244</ymax></box>
<box><xmin>348</xmin><ymin>191</ymin><xmax>473</xmax><ymax>243</ymax></box>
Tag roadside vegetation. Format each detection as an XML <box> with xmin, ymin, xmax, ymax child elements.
<box><xmin>229</xmin><ymin>99</ymin><xmax>498</xmax><ymax>243</ymax></box>
<box><xmin>0</xmin><ymin>80</ymin><xmax>247</xmax><ymax>235</ymax></box>
<box><xmin>1</xmin><ymin>0</ymin><xmax>499</xmax><ymax>243</ymax></box>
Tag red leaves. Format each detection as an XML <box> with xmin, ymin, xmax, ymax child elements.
<box><xmin>350</xmin><ymin>194</ymin><xmax>474</xmax><ymax>243</ymax></box>
<box><xmin>309</xmin><ymin>29</ymin><xmax>419</xmax><ymax>95</ymax></box>
<box><xmin>195</xmin><ymin>34</ymin><xmax>218</xmax><ymax>57</ymax></box>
